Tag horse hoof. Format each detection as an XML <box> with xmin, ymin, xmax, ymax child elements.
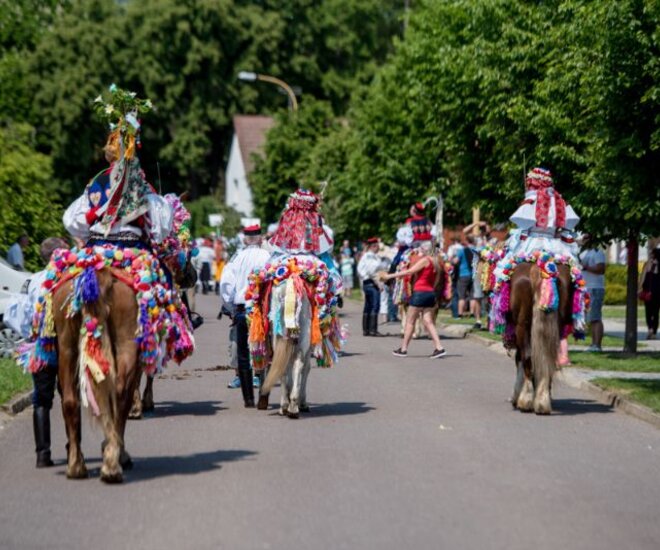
<box><xmin>287</xmin><ymin>412</ymin><xmax>299</xmax><ymax>419</ymax></box>
<box><xmin>142</xmin><ymin>401</ymin><xmax>155</xmax><ymax>413</ymax></box>
<box><xmin>66</xmin><ymin>463</ymin><xmax>89</xmax><ymax>480</ymax></box>
<box><xmin>257</xmin><ymin>395</ymin><xmax>269</xmax><ymax>410</ymax></box>
<box><xmin>128</xmin><ymin>411</ymin><xmax>143</xmax><ymax>420</ymax></box>
<box><xmin>100</xmin><ymin>467</ymin><xmax>123</xmax><ymax>484</ymax></box>
<box><xmin>279</xmin><ymin>407</ymin><xmax>288</xmax><ymax>416</ymax></box>
<box><xmin>299</xmin><ymin>404</ymin><xmax>310</xmax><ymax>413</ymax></box>
<box><xmin>120</xmin><ymin>450</ymin><xmax>133</xmax><ymax>470</ymax></box>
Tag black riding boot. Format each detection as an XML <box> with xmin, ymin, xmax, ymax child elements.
<box><xmin>369</xmin><ymin>313</ymin><xmax>383</xmax><ymax>337</ymax></box>
<box><xmin>238</xmin><ymin>369</ymin><xmax>255</xmax><ymax>408</ymax></box>
<box><xmin>363</xmin><ymin>313</ymin><xmax>370</xmax><ymax>336</ymax></box>
<box><xmin>33</xmin><ymin>407</ymin><xmax>54</xmax><ymax>468</ymax></box>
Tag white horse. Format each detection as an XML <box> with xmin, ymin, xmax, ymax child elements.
<box><xmin>258</xmin><ymin>278</ymin><xmax>313</xmax><ymax>419</ymax></box>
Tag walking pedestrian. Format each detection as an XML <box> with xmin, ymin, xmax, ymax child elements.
<box><xmin>220</xmin><ymin>225</ymin><xmax>270</xmax><ymax>407</ymax></box>
<box><xmin>640</xmin><ymin>247</ymin><xmax>660</xmax><ymax>340</ymax></box>
<box><xmin>383</xmin><ymin>241</ymin><xmax>446</xmax><ymax>358</ymax></box>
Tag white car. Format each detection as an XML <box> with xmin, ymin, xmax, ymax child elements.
<box><xmin>0</xmin><ymin>258</ymin><xmax>32</xmax><ymax>357</ymax></box>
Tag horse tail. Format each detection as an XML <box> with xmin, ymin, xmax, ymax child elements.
<box><xmin>531</xmin><ymin>274</ymin><xmax>559</xmax><ymax>390</ymax></box>
<box><xmin>261</xmin><ymin>338</ymin><xmax>295</xmax><ymax>395</ymax></box>
<box><xmin>76</xmin><ymin>268</ymin><xmax>117</xmax><ymax>420</ymax></box>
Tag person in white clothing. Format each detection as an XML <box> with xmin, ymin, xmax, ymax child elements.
<box><xmin>220</xmin><ymin>224</ymin><xmax>270</xmax><ymax>407</ymax></box>
<box><xmin>579</xmin><ymin>234</ymin><xmax>606</xmax><ymax>352</ymax></box>
<box><xmin>357</xmin><ymin>237</ymin><xmax>387</xmax><ymax>336</ymax></box>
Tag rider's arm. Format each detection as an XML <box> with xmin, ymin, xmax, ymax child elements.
<box><xmin>62</xmin><ymin>195</ymin><xmax>92</xmax><ymax>240</ymax></box>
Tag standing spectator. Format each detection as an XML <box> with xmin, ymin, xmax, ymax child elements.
<box><xmin>6</xmin><ymin>234</ymin><xmax>29</xmax><ymax>271</ymax></box>
<box><xmin>357</xmin><ymin>237</ymin><xmax>386</xmax><ymax>336</ymax></box>
<box><xmin>640</xmin><ymin>247</ymin><xmax>660</xmax><ymax>340</ymax></box>
<box><xmin>196</xmin><ymin>239</ymin><xmax>215</xmax><ymax>294</ymax></box>
<box><xmin>446</xmin><ymin>235</ymin><xmax>463</xmax><ymax>318</ymax></box>
<box><xmin>340</xmin><ymin>252</ymin><xmax>355</xmax><ymax>293</ymax></box>
<box><xmin>579</xmin><ymin>234</ymin><xmax>606</xmax><ymax>352</ymax></box>
<box><xmin>220</xmin><ymin>225</ymin><xmax>270</xmax><ymax>407</ymax></box>
<box><xmin>453</xmin><ymin>234</ymin><xmax>475</xmax><ymax>318</ymax></box>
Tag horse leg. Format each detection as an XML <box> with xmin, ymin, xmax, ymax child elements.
<box><xmin>286</xmin><ymin>350</ymin><xmax>305</xmax><ymax>419</ymax></box>
<box><xmin>142</xmin><ymin>374</ymin><xmax>155</xmax><ymax>412</ymax></box>
<box><xmin>279</xmin><ymin>362</ymin><xmax>293</xmax><ymax>416</ymax></box>
<box><xmin>299</xmin><ymin>356</ymin><xmax>311</xmax><ymax>413</ymax></box>
<box><xmin>128</xmin><ymin>371</ymin><xmax>143</xmax><ymax>420</ymax></box>
<box><xmin>511</xmin><ymin>350</ymin><xmax>525</xmax><ymax>408</ymax></box>
<box><xmin>516</xmin><ymin>339</ymin><xmax>535</xmax><ymax>412</ymax></box>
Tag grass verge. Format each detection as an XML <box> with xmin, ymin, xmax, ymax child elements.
<box><xmin>0</xmin><ymin>357</ymin><xmax>32</xmax><ymax>405</ymax></box>
<box><xmin>601</xmin><ymin>305</ymin><xmax>644</xmax><ymax>320</ymax></box>
<box><xmin>569</xmin><ymin>351</ymin><xmax>660</xmax><ymax>373</ymax></box>
<box><xmin>591</xmin><ymin>378</ymin><xmax>660</xmax><ymax>413</ymax></box>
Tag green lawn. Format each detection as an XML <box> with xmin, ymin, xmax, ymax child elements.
<box><xmin>569</xmin><ymin>351</ymin><xmax>660</xmax><ymax>373</ymax></box>
<box><xmin>602</xmin><ymin>305</ymin><xmax>644</xmax><ymax>320</ymax></box>
<box><xmin>571</xmin><ymin>334</ymin><xmax>633</xmax><ymax>349</ymax></box>
<box><xmin>0</xmin><ymin>358</ymin><xmax>32</xmax><ymax>405</ymax></box>
<box><xmin>591</xmin><ymin>378</ymin><xmax>660</xmax><ymax>413</ymax></box>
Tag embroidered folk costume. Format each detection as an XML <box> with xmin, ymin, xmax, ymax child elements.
<box><xmin>18</xmin><ymin>87</ymin><xmax>195</xmax><ymax>411</ymax></box>
<box><xmin>246</xmin><ymin>189</ymin><xmax>344</xmax><ymax>373</ymax></box>
<box><xmin>489</xmin><ymin>168</ymin><xmax>589</xmax><ymax>347</ymax></box>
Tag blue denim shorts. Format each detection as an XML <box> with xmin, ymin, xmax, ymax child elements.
<box><xmin>409</xmin><ymin>291</ymin><xmax>437</xmax><ymax>308</ymax></box>
<box><xmin>588</xmin><ymin>287</ymin><xmax>605</xmax><ymax>322</ymax></box>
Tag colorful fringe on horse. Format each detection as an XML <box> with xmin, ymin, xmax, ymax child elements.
<box><xmin>246</xmin><ymin>255</ymin><xmax>343</xmax><ymax>370</ymax></box>
<box><xmin>479</xmin><ymin>245</ymin><xmax>505</xmax><ymax>295</ymax></box>
<box><xmin>489</xmin><ymin>250</ymin><xmax>589</xmax><ymax>345</ymax></box>
<box><xmin>18</xmin><ymin>245</ymin><xmax>194</xmax><ymax>377</ymax></box>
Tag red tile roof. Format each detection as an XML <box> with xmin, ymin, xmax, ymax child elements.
<box><xmin>233</xmin><ymin>115</ymin><xmax>275</xmax><ymax>174</ymax></box>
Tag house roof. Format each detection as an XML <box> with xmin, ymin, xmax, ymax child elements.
<box><xmin>233</xmin><ymin>115</ymin><xmax>275</xmax><ymax>174</ymax></box>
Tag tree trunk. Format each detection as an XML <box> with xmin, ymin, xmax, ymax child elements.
<box><xmin>624</xmin><ymin>235</ymin><xmax>639</xmax><ymax>354</ymax></box>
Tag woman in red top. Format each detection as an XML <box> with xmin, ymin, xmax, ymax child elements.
<box><xmin>383</xmin><ymin>241</ymin><xmax>446</xmax><ymax>359</ymax></box>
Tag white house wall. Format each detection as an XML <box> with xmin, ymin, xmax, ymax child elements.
<box><xmin>225</xmin><ymin>134</ymin><xmax>254</xmax><ymax>216</ymax></box>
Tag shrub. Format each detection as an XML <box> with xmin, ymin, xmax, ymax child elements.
<box><xmin>605</xmin><ymin>264</ymin><xmax>627</xmax><ymax>287</ymax></box>
<box><xmin>604</xmin><ymin>283</ymin><xmax>626</xmax><ymax>305</ymax></box>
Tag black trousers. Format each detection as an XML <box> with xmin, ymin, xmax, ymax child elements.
<box><xmin>32</xmin><ymin>366</ymin><xmax>59</xmax><ymax>410</ymax></box>
<box><xmin>362</xmin><ymin>280</ymin><xmax>380</xmax><ymax>315</ymax></box>
<box><xmin>645</xmin><ymin>296</ymin><xmax>660</xmax><ymax>334</ymax></box>
<box><xmin>234</xmin><ymin>309</ymin><xmax>251</xmax><ymax>373</ymax></box>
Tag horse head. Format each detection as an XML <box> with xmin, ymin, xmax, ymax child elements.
<box><xmin>157</xmin><ymin>194</ymin><xmax>197</xmax><ymax>289</ymax></box>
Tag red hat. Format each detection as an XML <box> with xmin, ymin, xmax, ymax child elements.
<box><xmin>413</xmin><ymin>202</ymin><xmax>425</xmax><ymax>214</ymax></box>
<box><xmin>243</xmin><ymin>224</ymin><xmax>262</xmax><ymax>236</ymax></box>
<box><xmin>366</xmin><ymin>237</ymin><xmax>379</xmax><ymax>245</ymax></box>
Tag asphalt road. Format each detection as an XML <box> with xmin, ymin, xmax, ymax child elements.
<box><xmin>0</xmin><ymin>295</ymin><xmax>659</xmax><ymax>550</ymax></box>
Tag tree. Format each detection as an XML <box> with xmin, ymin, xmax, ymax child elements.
<box><xmin>0</xmin><ymin>123</ymin><xmax>63</xmax><ymax>271</ymax></box>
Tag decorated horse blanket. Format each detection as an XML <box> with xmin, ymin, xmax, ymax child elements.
<box><xmin>246</xmin><ymin>254</ymin><xmax>344</xmax><ymax>370</ymax></box>
<box><xmin>489</xmin><ymin>250</ymin><xmax>589</xmax><ymax>348</ymax></box>
<box><xmin>17</xmin><ymin>245</ymin><xmax>194</xmax><ymax>377</ymax></box>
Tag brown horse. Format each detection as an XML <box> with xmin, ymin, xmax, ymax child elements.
<box><xmin>53</xmin><ymin>269</ymin><xmax>139</xmax><ymax>482</ymax></box>
<box><xmin>508</xmin><ymin>263</ymin><xmax>572</xmax><ymax>414</ymax></box>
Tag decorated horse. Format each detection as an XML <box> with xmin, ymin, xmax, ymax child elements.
<box><xmin>392</xmin><ymin>247</ymin><xmax>452</xmax><ymax>335</ymax></box>
<box><xmin>490</xmin><ymin>251</ymin><xmax>588</xmax><ymax>414</ymax></box>
<box><xmin>246</xmin><ymin>255</ymin><xmax>343</xmax><ymax>418</ymax></box>
<box><xmin>19</xmin><ymin>194</ymin><xmax>195</xmax><ymax>482</ymax></box>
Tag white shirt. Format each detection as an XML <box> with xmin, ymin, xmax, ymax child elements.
<box><xmin>446</xmin><ymin>243</ymin><xmax>463</xmax><ymax>260</ymax></box>
<box><xmin>357</xmin><ymin>251</ymin><xmax>386</xmax><ymax>282</ymax></box>
<box><xmin>4</xmin><ymin>270</ymin><xmax>47</xmax><ymax>337</ymax></box>
<box><xmin>220</xmin><ymin>245</ymin><xmax>270</xmax><ymax>306</ymax></box>
<box><xmin>580</xmin><ymin>248</ymin><xmax>606</xmax><ymax>289</ymax></box>
<box><xmin>196</xmin><ymin>245</ymin><xmax>216</xmax><ymax>264</ymax></box>
<box><xmin>63</xmin><ymin>193</ymin><xmax>173</xmax><ymax>244</ymax></box>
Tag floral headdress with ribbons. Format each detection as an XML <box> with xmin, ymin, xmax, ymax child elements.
<box><xmin>523</xmin><ymin>167</ymin><xmax>566</xmax><ymax>229</ymax></box>
<box><xmin>269</xmin><ymin>189</ymin><xmax>331</xmax><ymax>254</ymax></box>
<box><xmin>90</xmin><ymin>85</ymin><xmax>154</xmax><ymax>236</ymax></box>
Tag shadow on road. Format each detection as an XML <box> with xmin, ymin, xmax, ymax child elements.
<box><xmin>551</xmin><ymin>398</ymin><xmax>614</xmax><ymax>416</ymax></box>
<box><xmin>305</xmin><ymin>401</ymin><xmax>375</xmax><ymax>417</ymax></box>
<box><xmin>127</xmin><ymin>449</ymin><xmax>258</xmax><ymax>483</ymax></box>
<box><xmin>152</xmin><ymin>400</ymin><xmax>227</xmax><ymax>417</ymax></box>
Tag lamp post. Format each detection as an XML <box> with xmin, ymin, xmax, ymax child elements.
<box><xmin>238</xmin><ymin>71</ymin><xmax>299</xmax><ymax>111</ymax></box>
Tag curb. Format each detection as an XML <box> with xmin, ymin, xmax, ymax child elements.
<box><xmin>1</xmin><ymin>390</ymin><xmax>33</xmax><ymax>416</ymax></box>
<box><xmin>557</xmin><ymin>369</ymin><xmax>660</xmax><ymax>430</ymax></box>
<box><xmin>454</xmin><ymin>323</ymin><xmax>660</xmax><ymax>429</ymax></box>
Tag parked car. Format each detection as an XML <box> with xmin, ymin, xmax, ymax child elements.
<box><xmin>0</xmin><ymin>258</ymin><xmax>31</xmax><ymax>357</ymax></box>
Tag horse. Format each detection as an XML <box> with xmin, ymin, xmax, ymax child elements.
<box><xmin>506</xmin><ymin>262</ymin><xmax>573</xmax><ymax>414</ymax></box>
<box><xmin>247</xmin><ymin>255</ymin><xmax>342</xmax><ymax>419</ymax></box>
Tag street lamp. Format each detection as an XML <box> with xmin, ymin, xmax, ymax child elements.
<box><xmin>238</xmin><ymin>71</ymin><xmax>299</xmax><ymax>111</ymax></box>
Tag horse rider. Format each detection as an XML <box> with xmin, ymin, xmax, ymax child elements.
<box><xmin>220</xmin><ymin>224</ymin><xmax>270</xmax><ymax>408</ymax></box>
<box><xmin>357</xmin><ymin>237</ymin><xmax>388</xmax><ymax>336</ymax></box>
